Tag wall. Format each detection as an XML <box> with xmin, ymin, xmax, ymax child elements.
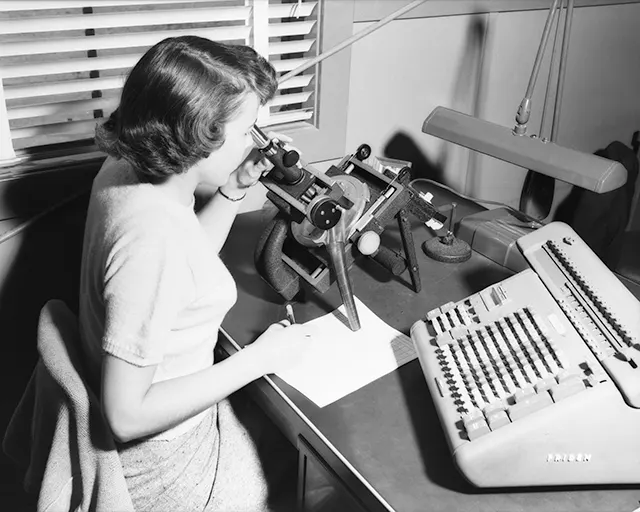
<box><xmin>345</xmin><ymin>1</ymin><xmax>640</xmax><ymax>218</ymax></box>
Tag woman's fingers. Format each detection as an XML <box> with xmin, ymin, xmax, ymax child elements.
<box><xmin>267</xmin><ymin>319</ymin><xmax>291</xmax><ymax>329</ymax></box>
<box><xmin>257</xmin><ymin>156</ymin><xmax>273</xmax><ymax>173</ymax></box>
<box><xmin>266</xmin><ymin>131</ymin><xmax>292</xmax><ymax>144</ymax></box>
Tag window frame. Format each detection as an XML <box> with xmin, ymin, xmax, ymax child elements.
<box><xmin>274</xmin><ymin>0</ymin><xmax>354</xmax><ymax>164</ymax></box>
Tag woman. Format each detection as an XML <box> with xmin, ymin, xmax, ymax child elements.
<box><xmin>79</xmin><ymin>36</ymin><xmax>314</xmax><ymax>511</ymax></box>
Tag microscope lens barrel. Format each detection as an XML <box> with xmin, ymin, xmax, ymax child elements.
<box><xmin>251</xmin><ymin>125</ymin><xmax>303</xmax><ymax>185</ymax></box>
<box><xmin>250</xmin><ymin>125</ymin><xmax>270</xmax><ymax>148</ymax></box>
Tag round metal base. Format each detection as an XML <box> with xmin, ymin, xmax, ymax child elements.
<box><xmin>422</xmin><ymin>234</ymin><xmax>472</xmax><ymax>263</ymax></box>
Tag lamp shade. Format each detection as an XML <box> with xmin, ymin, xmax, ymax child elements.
<box><xmin>422</xmin><ymin>106</ymin><xmax>627</xmax><ymax>194</ymax></box>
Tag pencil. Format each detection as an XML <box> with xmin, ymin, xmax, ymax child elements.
<box><xmin>285</xmin><ymin>303</ymin><xmax>296</xmax><ymax>324</ymax></box>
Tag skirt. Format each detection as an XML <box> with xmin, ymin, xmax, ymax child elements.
<box><xmin>117</xmin><ymin>391</ymin><xmax>297</xmax><ymax>512</ymax></box>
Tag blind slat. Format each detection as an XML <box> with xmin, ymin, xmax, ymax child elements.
<box><xmin>0</xmin><ymin>7</ymin><xmax>250</xmax><ymax>35</ymax></box>
<box><xmin>0</xmin><ymin>0</ymin><xmax>227</xmax><ymax>11</ymax></box>
<box><xmin>277</xmin><ymin>75</ymin><xmax>313</xmax><ymax>91</ymax></box>
<box><xmin>5</xmin><ymin>76</ymin><xmax>124</xmax><ymax>100</ymax></box>
<box><xmin>8</xmin><ymin>97</ymin><xmax>119</xmax><ymax>121</ymax></box>
<box><xmin>265</xmin><ymin>109</ymin><xmax>313</xmax><ymax>126</ymax></box>
<box><xmin>268</xmin><ymin>20</ymin><xmax>315</xmax><ymax>38</ymax></box>
<box><xmin>1</xmin><ymin>26</ymin><xmax>251</xmax><ymax>57</ymax></box>
<box><xmin>13</xmin><ymin>130</ymin><xmax>95</xmax><ymax>150</ymax></box>
<box><xmin>1</xmin><ymin>54</ymin><xmax>142</xmax><ymax>79</ymax></box>
<box><xmin>272</xmin><ymin>58</ymin><xmax>309</xmax><ymax>74</ymax></box>
<box><xmin>270</xmin><ymin>91</ymin><xmax>313</xmax><ymax>108</ymax></box>
<box><xmin>269</xmin><ymin>39</ymin><xmax>315</xmax><ymax>56</ymax></box>
<box><xmin>268</xmin><ymin>2</ymin><xmax>317</xmax><ymax>19</ymax></box>
<box><xmin>11</xmin><ymin>119</ymin><xmax>98</xmax><ymax>140</ymax></box>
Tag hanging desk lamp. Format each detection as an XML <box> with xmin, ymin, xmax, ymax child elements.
<box><xmin>421</xmin><ymin>0</ymin><xmax>627</xmax><ymax>196</ymax></box>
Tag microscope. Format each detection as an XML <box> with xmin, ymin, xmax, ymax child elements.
<box><xmin>252</xmin><ymin>126</ymin><xmax>447</xmax><ymax>331</ymax></box>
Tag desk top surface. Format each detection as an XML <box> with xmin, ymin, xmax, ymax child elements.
<box><xmin>220</xmin><ymin>185</ymin><xmax>640</xmax><ymax>512</ymax></box>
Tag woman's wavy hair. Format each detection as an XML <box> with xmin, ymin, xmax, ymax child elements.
<box><xmin>95</xmin><ymin>36</ymin><xmax>277</xmax><ymax>183</ymax></box>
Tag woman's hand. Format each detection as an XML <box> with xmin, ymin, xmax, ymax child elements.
<box><xmin>244</xmin><ymin>319</ymin><xmax>317</xmax><ymax>375</ymax></box>
<box><xmin>222</xmin><ymin>131</ymin><xmax>295</xmax><ymax>195</ymax></box>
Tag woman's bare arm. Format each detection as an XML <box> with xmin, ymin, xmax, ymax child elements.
<box><xmin>101</xmin><ymin>321</ymin><xmax>313</xmax><ymax>443</ymax></box>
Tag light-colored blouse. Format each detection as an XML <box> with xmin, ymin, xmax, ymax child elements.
<box><xmin>79</xmin><ymin>157</ymin><xmax>237</xmax><ymax>439</ymax></box>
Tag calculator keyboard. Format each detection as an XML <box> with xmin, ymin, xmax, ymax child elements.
<box><xmin>422</xmin><ymin>274</ymin><xmax>600</xmax><ymax>441</ymax></box>
<box><xmin>410</xmin><ymin>222</ymin><xmax>640</xmax><ymax>487</ymax></box>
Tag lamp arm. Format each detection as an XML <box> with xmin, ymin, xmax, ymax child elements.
<box><xmin>539</xmin><ymin>0</ymin><xmax>566</xmax><ymax>141</ymax></box>
<box><xmin>550</xmin><ymin>0</ymin><xmax>575</xmax><ymax>142</ymax></box>
<box><xmin>514</xmin><ymin>0</ymin><xmax>562</xmax><ymax>135</ymax></box>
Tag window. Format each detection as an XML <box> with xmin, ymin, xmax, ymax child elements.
<box><xmin>0</xmin><ymin>0</ymin><xmax>352</xmax><ymax>173</ymax></box>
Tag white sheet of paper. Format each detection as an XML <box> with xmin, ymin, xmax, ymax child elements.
<box><xmin>276</xmin><ymin>298</ymin><xmax>417</xmax><ymax>407</ymax></box>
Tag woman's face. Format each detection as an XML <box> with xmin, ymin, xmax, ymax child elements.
<box><xmin>192</xmin><ymin>92</ymin><xmax>260</xmax><ymax>187</ymax></box>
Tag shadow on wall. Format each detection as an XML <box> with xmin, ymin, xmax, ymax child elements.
<box><xmin>383</xmin><ymin>131</ymin><xmax>444</xmax><ymax>183</ymax></box>
<box><xmin>448</xmin><ymin>13</ymin><xmax>487</xmax><ymax>118</ymax></box>
<box><xmin>382</xmin><ymin>14</ymin><xmax>487</xmax><ymax>192</ymax></box>
<box><xmin>440</xmin><ymin>12</ymin><xmax>487</xmax><ymax>191</ymax></box>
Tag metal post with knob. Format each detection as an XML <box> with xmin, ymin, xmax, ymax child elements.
<box><xmin>421</xmin><ymin>202</ymin><xmax>472</xmax><ymax>263</ymax></box>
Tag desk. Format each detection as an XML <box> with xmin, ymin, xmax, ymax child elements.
<box><xmin>219</xmin><ymin>185</ymin><xmax>640</xmax><ymax>512</ymax></box>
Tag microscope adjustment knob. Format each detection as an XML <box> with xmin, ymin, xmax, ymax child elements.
<box><xmin>355</xmin><ymin>144</ymin><xmax>372</xmax><ymax>161</ymax></box>
<box><xmin>282</xmin><ymin>149</ymin><xmax>300</xmax><ymax>168</ymax></box>
<box><xmin>357</xmin><ymin>231</ymin><xmax>380</xmax><ymax>256</ymax></box>
<box><xmin>308</xmin><ymin>197</ymin><xmax>341</xmax><ymax>230</ymax></box>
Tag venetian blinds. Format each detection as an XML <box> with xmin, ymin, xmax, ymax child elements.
<box><xmin>0</xmin><ymin>0</ymin><xmax>319</xmax><ymax>168</ymax></box>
